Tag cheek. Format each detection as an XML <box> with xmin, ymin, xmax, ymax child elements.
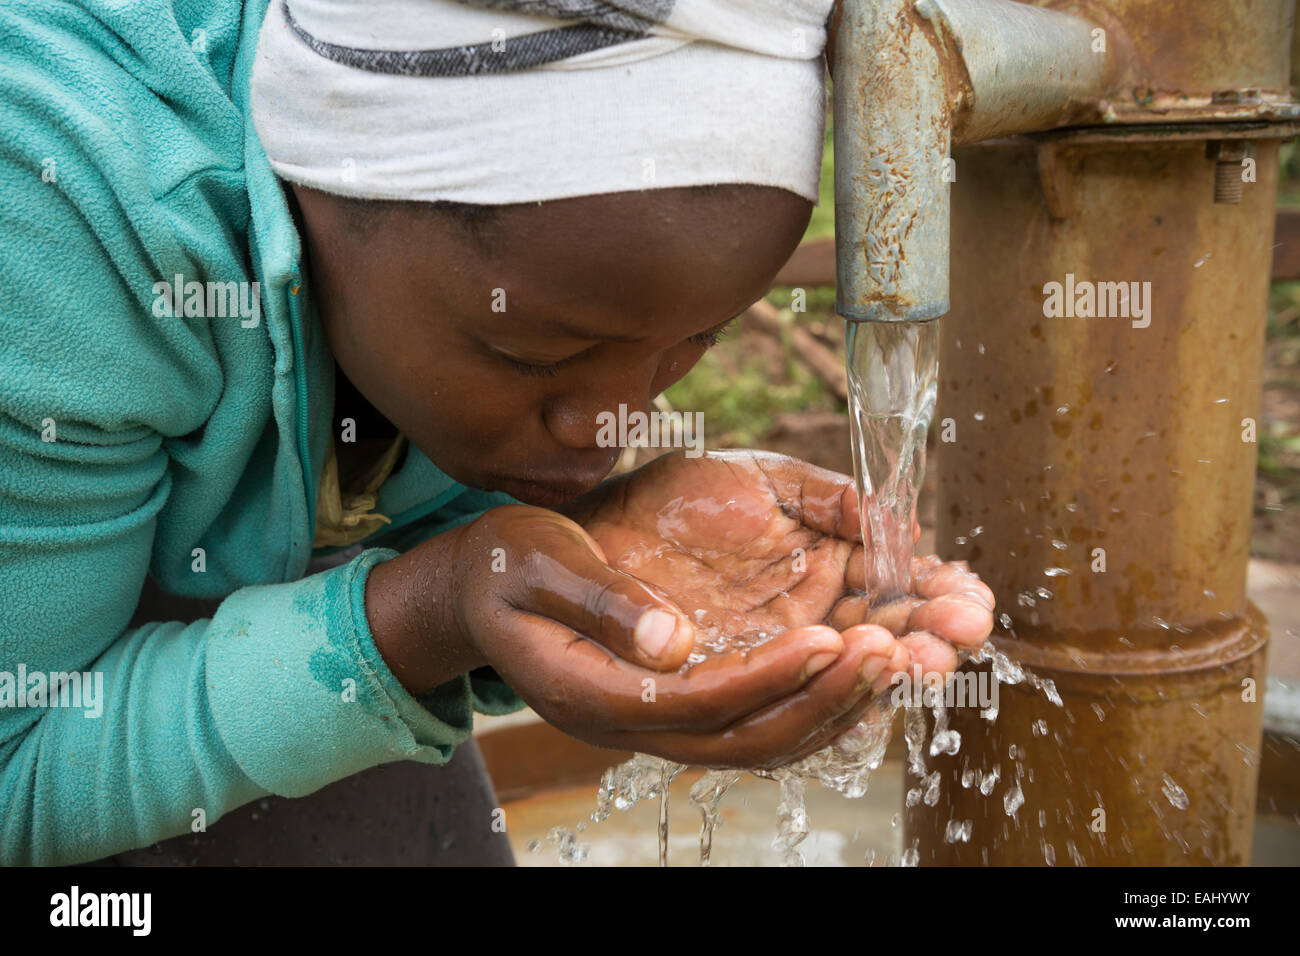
<box><xmin>400</xmin><ymin>359</ymin><xmax>532</xmax><ymax>446</ymax></box>
<box><xmin>333</xmin><ymin>334</ymin><xmax>512</xmax><ymax>449</ymax></box>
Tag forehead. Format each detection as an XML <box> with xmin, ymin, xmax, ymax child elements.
<box><xmin>427</xmin><ymin>185</ymin><xmax>813</xmax><ymax>336</ymax></box>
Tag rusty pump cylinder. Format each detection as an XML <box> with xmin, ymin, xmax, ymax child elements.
<box><xmin>832</xmin><ymin>0</ymin><xmax>1298</xmax><ymax>864</ymax></box>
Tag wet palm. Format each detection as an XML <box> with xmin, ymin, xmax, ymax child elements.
<box><xmin>570</xmin><ymin>449</ymin><xmax>995</xmax><ymax>668</ymax></box>
<box><xmin>572</xmin><ymin>451</ymin><xmax>869</xmax><ymax>650</ymax></box>
<box><xmin>554</xmin><ymin>449</ymin><xmax>994</xmax><ymax>765</ymax></box>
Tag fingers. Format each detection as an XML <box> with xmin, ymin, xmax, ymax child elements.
<box><xmin>508</xmin><ymin>515</ymin><xmax>697</xmax><ymax>671</ymax></box>
<box><xmin>658</xmin><ymin>625</ymin><xmax>850</xmax><ymax>727</ymax></box>
<box><xmin>899</xmin><ymin>631</ymin><xmax>959</xmax><ymax>682</ymax></box>
<box><xmin>492</xmin><ymin>616</ymin><xmax>851</xmax><ymax>735</ymax></box>
<box><xmin>826</xmin><ymin>591</ymin><xmax>921</xmax><ymax>634</ymax></box>
<box><xmin>912</xmin><ymin>557</ymin><xmax>994</xmax><ymax>607</ymax></box>
<box><xmin>906</xmin><ymin>593</ymin><xmax>994</xmax><ymax>649</ymax></box>
<box><xmin>745</xmin><ymin>452</ymin><xmax>863</xmax><ymax>543</ymax></box>
<box><xmin>610</xmin><ymin>624</ymin><xmax>910</xmax><ymax>769</ymax></box>
<box><xmin>906</xmin><ymin>557</ymin><xmax>995</xmax><ymax>649</ymax></box>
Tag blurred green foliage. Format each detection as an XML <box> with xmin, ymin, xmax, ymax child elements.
<box><xmin>663</xmin><ymin>343</ymin><xmax>831</xmax><ymax>447</ymax></box>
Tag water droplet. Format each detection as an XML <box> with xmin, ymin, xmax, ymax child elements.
<box><xmin>1039</xmin><ymin>678</ymin><xmax>1064</xmax><ymax>707</ymax></box>
<box><xmin>993</xmin><ymin>651</ymin><xmax>1026</xmax><ymax>685</ymax></box>
<box><xmin>923</xmin><ymin>772</ymin><xmax>943</xmax><ymax>807</ymax></box>
<box><xmin>931</xmin><ymin>729</ymin><xmax>962</xmax><ymax>757</ymax></box>
<box><xmin>944</xmin><ymin>819</ymin><xmax>973</xmax><ymax>843</ymax></box>
<box><xmin>973</xmin><ymin>412</ymin><xmax>985</xmax><ymax>421</ymax></box>
<box><xmin>1161</xmin><ymin>774</ymin><xmax>1189</xmax><ymax>810</ymax></box>
<box><xmin>1004</xmin><ymin>782</ymin><xmax>1024</xmax><ymax>816</ymax></box>
<box><xmin>979</xmin><ymin>766</ymin><xmax>1001</xmax><ymax>796</ymax></box>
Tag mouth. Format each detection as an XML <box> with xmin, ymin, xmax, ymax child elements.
<box><xmin>491</xmin><ymin>474</ymin><xmax>605</xmax><ymax>508</ymax></box>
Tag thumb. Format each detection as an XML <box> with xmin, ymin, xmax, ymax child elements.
<box><xmin>512</xmin><ymin>514</ymin><xmax>696</xmax><ymax>671</ymax></box>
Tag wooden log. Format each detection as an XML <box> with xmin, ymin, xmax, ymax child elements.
<box><xmin>743</xmin><ymin>299</ymin><xmax>848</xmax><ymax>402</ymax></box>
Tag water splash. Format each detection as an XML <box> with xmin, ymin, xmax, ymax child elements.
<box><xmin>688</xmin><ymin>770</ymin><xmax>742</xmax><ymax>867</ymax></box>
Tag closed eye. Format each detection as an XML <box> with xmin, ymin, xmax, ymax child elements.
<box><xmin>690</xmin><ymin>317</ymin><xmax>735</xmax><ymax>349</ymax></box>
<box><xmin>503</xmin><ymin>354</ymin><xmax>565</xmax><ymax>377</ymax></box>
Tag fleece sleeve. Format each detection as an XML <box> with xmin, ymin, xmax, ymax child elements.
<box><xmin>0</xmin><ymin>540</ymin><xmax>484</xmax><ymax>866</ymax></box>
<box><xmin>0</xmin><ymin>220</ymin><xmax>498</xmax><ymax>872</ymax></box>
<box><xmin>366</xmin><ymin>486</ymin><xmax>529</xmax><ymax>718</ymax></box>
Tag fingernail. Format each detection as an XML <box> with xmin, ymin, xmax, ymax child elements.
<box><xmin>804</xmin><ymin>651</ymin><xmax>838</xmax><ymax>678</ymax></box>
<box><xmin>859</xmin><ymin>655</ymin><xmax>888</xmax><ymax>688</ymax></box>
<box><xmin>634</xmin><ymin>609</ymin><xmax>678</xmax><ymax>659</ymax></box>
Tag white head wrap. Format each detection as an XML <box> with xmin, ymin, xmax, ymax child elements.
<box><xmin>250</xmin><ymin>0</ymin><xmax>834</xmax><ymax>204</ymax></box>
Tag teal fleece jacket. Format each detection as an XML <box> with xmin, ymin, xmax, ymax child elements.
<box><xmin>0</xmin><ymin>0</ymin><xmax>524</xmax><ymax>865</ymax></box>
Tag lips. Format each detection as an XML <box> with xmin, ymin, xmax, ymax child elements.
<box><xmin>493</xmin><ymin>475</ymin><xmax>600</xmax><ymax>507</ymax></box>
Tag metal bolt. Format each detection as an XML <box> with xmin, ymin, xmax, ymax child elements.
<box><xmin>1206</xmin><ymin>141</ymin><xmax>1249</xmax><ymax>205</ymax></box>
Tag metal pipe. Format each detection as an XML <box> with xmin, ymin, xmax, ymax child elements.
<box><xmin>920</xmin><ymin>0</ymin><xmax>1113</xmax><ymax>144</ymax></box>
<box><xmin>833</xmin><ymin>0</ymin><xmax>1114</xmax><ymax>324</ymax></box>
<box><xmin>832</xmin><ymin>0</ymin><xmax>951</xmax><ymax>323</ymax></box>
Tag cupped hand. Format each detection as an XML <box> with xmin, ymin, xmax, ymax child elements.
<box><xmin>564</xmin><ymin>450</ymin><xmax>994</xmax><ymax>683</ymax></box>
<box><xmin>443</xmin><ymin>503</ymin><xmax>911</xmax><ymax>769</ymax></box>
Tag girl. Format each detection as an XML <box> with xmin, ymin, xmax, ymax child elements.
<box><xmin>0</xmin><ymin>0</ymin><xmax>993</xmax><ymax>865</ymax></box>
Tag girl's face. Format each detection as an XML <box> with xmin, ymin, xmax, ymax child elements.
<box><xmin>293</xmin><ymin>183</ymin><xmax>812</xmax><ymax>507</ymax></box>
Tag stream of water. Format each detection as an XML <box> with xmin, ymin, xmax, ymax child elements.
<box><xmin>844</xmin><ymin>320</ymin><xmax>940</xmax><ymax>601</ymax></box>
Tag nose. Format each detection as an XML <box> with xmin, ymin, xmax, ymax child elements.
<box><xmin>545</xmin><ymin>372</ymin><xmax>653</xmax><ymax>452</ymax></box>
